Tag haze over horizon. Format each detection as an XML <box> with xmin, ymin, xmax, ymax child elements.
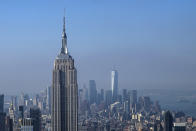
<box><xmin>0</xmin><ymin>0</ymin><xmax>196</xmax><ymax>95</ymax></box>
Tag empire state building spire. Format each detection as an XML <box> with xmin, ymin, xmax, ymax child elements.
<box><xmin>61</xmin><ymin>16</ymin><xmax>68</xmax><ymax>54</ymax></box>
<box><xmin>52</xmin><ymin>14</ymin><xmax>78</xmax><ymax>131</ymax></box>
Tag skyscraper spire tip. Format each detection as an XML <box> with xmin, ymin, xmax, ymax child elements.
<box><xmin>63</xmin><ymin>9</ymin><xmax>66</xmax><ymax>32</ymax></box>
<box><xmin>61</xmin><ymin>9</ymin><xmax>68</xmax><ymax>54</ymax></box>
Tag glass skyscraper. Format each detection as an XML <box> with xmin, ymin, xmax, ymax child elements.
<box><xmin>111</xmin><ymin>70</ymin><xmax>118</xmax><ymax>102</ymax></box>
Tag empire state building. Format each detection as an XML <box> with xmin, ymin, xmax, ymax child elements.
<box><xmin>52</xmin><ymin>16</ymin><xmax>78</xmax><ymax>131</ymax></box>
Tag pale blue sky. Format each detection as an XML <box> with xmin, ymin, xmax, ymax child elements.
<box><xmin>0</xmin><ymin>0</ymin><xmax>196</xmax><ymax>94</ymax></box>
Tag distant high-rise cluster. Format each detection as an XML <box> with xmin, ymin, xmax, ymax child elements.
<box><xmin>76</xmin><ymin>75</ymin><xmax>190</xmax><ymax>131</ymax></box>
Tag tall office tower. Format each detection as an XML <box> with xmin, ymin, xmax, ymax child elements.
<box><xmin>78</xmin><ymin>89</ymin><xmax>83</xmax><ymax>113</ymax></box>
<box><xmin>5</xmin><ymin>116</ymin><xmax>13</xmax><ymax>131</ymax></box>
<box><xmin>19</xmin><ymin>105</ymin><xmax>24</xmax><ymax>120</ymax></box>
<box><xmin>138</xmin><ymin>96</ymin><xmax>152</xmax><ymax>112</ymax></box>
<box><xmin>83</xmin><ymin>84</ymin><xmax>88</xmax><ymax>101</ymax></box>
<box><xmin>89</xmin><ymin>80</ymin><xmax>97</xmax><ymax>105</ymax></box>
<box><xmin>0</xmin><ymin>113</ymin><xmax>6</xmax><ymax>131</ymax></box>
<box><xmin>11</xmin><ymin>96</ymin><xmax>18</xmax><ymax>111</ymax></box>
<box><xmin>22</xmin><ymin>94</ymin><xmax>29</xmax><ymax>107</ymax></box>
<box><xmin>164</xmin><ymin>111</ymin><xmax>173</xmax><ymax>131</ymax></box>
<box><xmin>0</xmin><ymin>94</ymin><xmax>5</xmax><ymax>131</ymax></box>
<box><xmin>122</xmin><ymin>89</ymin><xmax>128</xmax><ymax>103</ymax></box>
<box><xmin>9</xmin><ymin>103</ymin><xmax>15</xmax><ymax>122</ymax></box>
<box><xmin>20</xmin><ymin>93</ymin><xmax>25</xmax><ymax>106</ymax></box>
<box><xmin>96</xmin><ymin>93</ymin><xmax>102</xmax><ymax>105</ymax></box>
<box><xmin>111</xmin><ymin>70</ymin><xmax>118</xmax><ymax>102</ymax></box>
<box><xmin>52</xmin><ymin>16</ymin><xmax>78</xmax><ymax>131</ymax></box>
<box><xmin>105</xmin><ymin>90</ymin><xmax>112</xmax><ymax>106</ymax></box>
<box><xmin>117</xmin><ymin>94</ymin><xmax>122</xmax><ymax>103</ymax></box>
<box><xmin>123</xmin><ymin>101</ymin><xmax>129</xmax><ymax>114</ymax></box>
<box><xmin>78</xmin><ymin>89</ymin><xmax>83</xmax><ymax>101</ymax></box>
<box><xmin>46</xmin><ymin>86</ymin><xmax>51</xmax><ymax>114</ymax></box>
<box><xmin>33</xmin><ymin>95</ymin><xmax>38</xmax><ymax>106</ymax></box>
<box><xmin>100</xmin><ymin>89</ymin><xmax>104</xmax><ymax>102</ymax></box>
<box><xmin>0</xmin><ymin>94</ymin><xmax>4</xmax><ymax>111</ymax></box>
<box><xmin>30</xmin><ymin>107</ymin><xmax>41</xmax><ymax>131</ymax></box>
<box><xmin>128</xmin><ymin>90</ymin><xmax>137</xmax><ymax>109</ymax></box>
<box><xmin>0</xmin><ymin>94</ymin><xmax>4</xmax><ymax>113</ymax></box>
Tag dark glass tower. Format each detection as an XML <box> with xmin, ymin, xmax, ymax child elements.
<box><xmin>19</xmin><ymin>105</ymin><xmax>24</xmax><ymax>119</ymax></box>
<box><xmin>0</xmin><ymin>94</ymin><xmax>5</xmax><ymax>131</ymax></box>
<box><xmin>0</xmin><ymin>94</ymin><xmax>4</xmax><ymax>113</ymax></box>
<box><xmin>30</xmin><ymin>107</ymin><xmax>41</xmax><ymax>131</ymax></box>
<box><xmin>52</xmin><ymin>16</ymin><xmax>78</xmax><ymax>131</ymax></box>
<box><xmin>164</xmin><ymin>111</ymin><xmax>173</xmax><ymax>131</ymax></box>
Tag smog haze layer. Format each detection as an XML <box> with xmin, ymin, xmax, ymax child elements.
<box><xmin>0</xmin><ymin>0</ymin><xmax>195</xmax><ymax>95</ymax></box>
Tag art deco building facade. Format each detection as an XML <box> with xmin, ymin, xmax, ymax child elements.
<box><xmin>52</xmin><ymin>16</ymin><xmax>78</xmax><ymax>131</ymax></box>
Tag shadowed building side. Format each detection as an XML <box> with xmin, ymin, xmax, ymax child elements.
<box><xmin>164</xmin><ymin>111</ymin><xmax>173</xmax><ymax>131</ymax></box>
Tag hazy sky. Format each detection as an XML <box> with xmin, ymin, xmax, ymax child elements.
<box><xmin>0</xmin><ymin>0</ymin><xmax>196</xmax><ymax>95</ymax></box>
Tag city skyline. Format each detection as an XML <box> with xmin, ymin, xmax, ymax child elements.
<box><xmin>0</xmin><ymin>0</ymin><xmax>196</xmax><ymax>95</ymax></box>
<box><xmin>0</xmin><ymin>1</ymin><xmax>196</xmax><ymax>130</ymax></box>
